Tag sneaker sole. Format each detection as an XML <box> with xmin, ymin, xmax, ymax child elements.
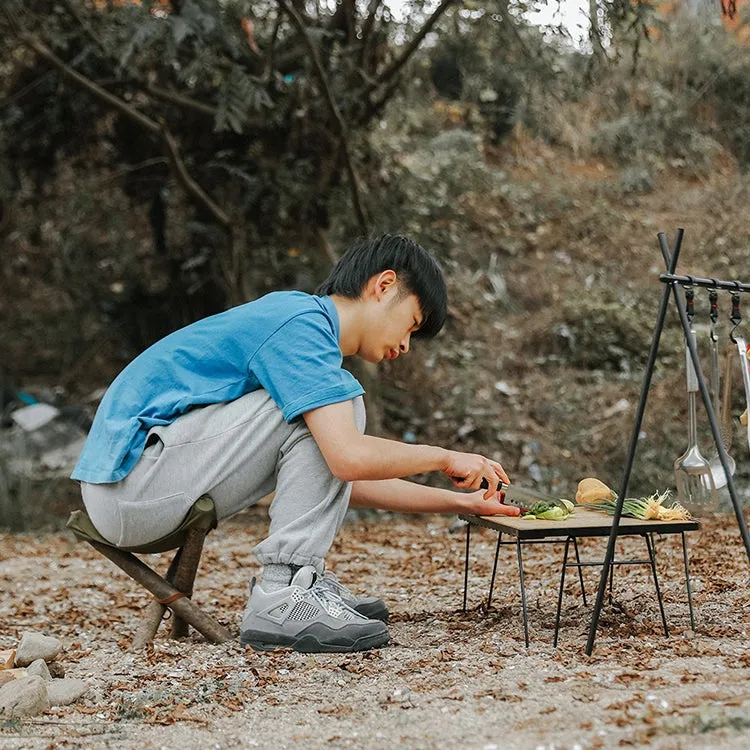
<box><xmin>240</xmin><ymin>625</ymin><xmax>390</xmax><ymax>653</ymax></box>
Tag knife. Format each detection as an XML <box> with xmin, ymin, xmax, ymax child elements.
<box><xmin>478</xmin><ymin>478</ymin><xmax>558</xmax><ymax>512</ymax></box>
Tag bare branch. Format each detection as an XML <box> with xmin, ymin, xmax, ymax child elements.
<box><xmin>276</xmin><ymin>0</ymin><xmax>368</xmax><ymax>234</ymax></box>
<box><xmin>370</xmin><ymin>0</ymin><xmax>459</xmax><ymax>92</ymax></box>
<box><xmin>162</xmin><ymin>126</ymin><xmax>231</xmax><ymax>229</ymax></box>
<box><xmin>265</xmin><ymin>12</ymin><xmax>283</xmax><ymax>83</ymax></box>
<box><xmin>360</xmin><ymin>0</ymin><xmax>383</xmax><ymax>71</ymax></box>
<box><xmin>356</xmin><ymin>74</ymin><xmax>401</xmax><ymax>127</ymax></box>
<box><xmin>145</xmin><ymin>84</ymin><xmax>218</xmax><ymax>117</ymax></box>
<box><xmin>19</xmin><ymin>34</ymin><xmax>232</xmax><ymax>230</ymax></box>
<box><xmin>21</xmin><ymin>34</ymin><xmax>161</xmax><ymax>135</ymax></box>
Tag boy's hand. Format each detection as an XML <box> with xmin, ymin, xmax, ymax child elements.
<box><xmin>461</xmin><ymin>490</ymin><xmax>520</xmax><ymax>517</ymax></box>
<box><xmin>441</xmin><ymin>450</ymin><xmax>510</xmax><ymax>499</ymax></box>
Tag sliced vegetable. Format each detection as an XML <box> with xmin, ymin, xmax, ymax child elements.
<box><xmin>522</xmin><ymin>499</ymin><xmax>575</xmax><ymax>521</ymax></box>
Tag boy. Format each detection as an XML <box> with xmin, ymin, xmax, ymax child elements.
<box><xmin>72</xmin><ymin>234</ymin><xmax>511</xmax><ymax>653</ymax></box>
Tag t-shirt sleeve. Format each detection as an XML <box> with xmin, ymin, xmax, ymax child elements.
<box><xmin>250</xmin><ymin>312</ymin><xmax>365</xmax><ymax>422</ymax></box>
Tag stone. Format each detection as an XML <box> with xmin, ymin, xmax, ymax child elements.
<box><xmin>15</xmin><ymin>632</ymin><xmax>62</xmax><ymax>667</ymax></box>
<box><xmin>26</xmin><ymin>659</ymin><xmax>52</xmax><ymax>681</ymax></box>
<box><xmin>0</xmin><ymin>669</ymin><xmax>28</xmax><ymax>687</ymax></box>
<box><xmin>0</xmin><ymin>676</ymin><xmax>49</xmax><ymax>717</ymax></box>
<box><xmin>46</xmin><ymin>679</ymin><xmax>89</xmax><ymax>707</ymax></box>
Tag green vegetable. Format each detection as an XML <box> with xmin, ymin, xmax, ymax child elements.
<box><xmin>580</xmin><ymin>490</ymin><xmax>692</xmax><ymax>521</ymax></box>
<box><xmin>522</xmin><ymin>499</ymin><xmax>575</xmax><ymax>521</ymax></box>
<box><xmin>535</xmin><ymin>506</ymin><xmax>566</xmax><ymax>521</ymax></box>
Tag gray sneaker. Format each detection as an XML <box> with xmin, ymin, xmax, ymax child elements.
<box><xmin>320</xmin><ymin>571</ymin><xmax>389</xmax><ymax>623</ymax></box>
<box><xmin>240</xmin><ymin>566</ymin><xmax>389</xmax><ymax>653</ymax></box>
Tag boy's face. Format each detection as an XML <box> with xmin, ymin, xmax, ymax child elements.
<box><xmin>361</xmin><ymin>273</ymin><xmax>423</xmax><ymax>364</ymax></box>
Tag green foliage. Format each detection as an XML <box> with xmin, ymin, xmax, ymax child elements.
<box><xmin>215</xmin><ymin>65</ymin><xmax>273</xmax><ymax>134</ymax></box>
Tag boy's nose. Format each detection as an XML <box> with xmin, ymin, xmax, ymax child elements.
<box><xmin>400</xmin><ymin>335</ymin><xmax>410</xmax><ymax>354</ymax></box>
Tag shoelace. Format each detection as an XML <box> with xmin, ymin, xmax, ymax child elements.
<box><xmin>308</xmin><ymin>574</ymin><xmax>353</xmax><ymax>619</ymax></box>
<box><xmin>321</xmin><ymin>571</ymin><xmax>350</xmax><ymax>599</ymax></box>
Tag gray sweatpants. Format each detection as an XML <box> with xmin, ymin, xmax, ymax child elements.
<box><xmin>80</xmin><ymin>390</ymin><xmax>366</xmax><ymax>572</ymax></box>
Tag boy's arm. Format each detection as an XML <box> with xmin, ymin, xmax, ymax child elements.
<box><xmin>350</xmin><ymin>478</ymin><xmax>517</xmax><ymax>516</ymax></box>
<box><xmin>303</xmin><ymin>400</ymin><xmax>509</xmax><ymax>496</ymax></box>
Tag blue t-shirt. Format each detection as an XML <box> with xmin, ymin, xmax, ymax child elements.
<box><xmin>71</xmin><ymin>292</ymin><xmax>364</xmax><ymax>484</ymax></box>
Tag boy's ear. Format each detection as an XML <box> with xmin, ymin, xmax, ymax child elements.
<box><xmin>369</xmin><ymin>269</ymin><xmax>397</xmax><ymax>301</ymax></box>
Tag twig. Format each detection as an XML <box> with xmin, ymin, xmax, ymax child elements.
<box><xmin>276</xmin><ymin>0</ymin><xmax>367</xmax><ymax>233</ymax></box>
<box><xmin>21</xmin><ymin>34</ymin><xmax>160</xmax><ymax>134</ymax></box>
<box><xmin>91</xmin><ymin>157</ymin><xmax>169</xmax><ymax>187</ymax></box>
<box><xmin>161</xmin><ymin>126</ymin><xmax>231</xmax><ymax>229</ymax></box>
<box><xmin>145</xmin><ymin>84</ymin><xmax>217</xmax><ymax>118</ymax></box>
<box><xmin>360</xmin><ymin>0</ymin><xmax>382</xmax><ymax>70</ymax></box>
<box><xmin>356</xmin><ymin>74</ymin><xmax>401</xmax><ymax>127</ymax></box>
<box><xmin>369</xmin><ymin>0</ymin><xmax>458</xmax><ymax>93</ymax></box>
<box><xmin>265</xmin><ymin>12</ymin><xmax>283</xmax><ymax>83</ymax></box>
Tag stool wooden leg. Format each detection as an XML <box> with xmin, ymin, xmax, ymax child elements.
<box><xmin>131</xmin><ymin>549</ymin><xmax>183</xmax><ymax>650</ymax></box>
<box><xmin>169</xmin><ymin>528</ymin><xmax>208</xmax><ymax>639</ymax></box>
<box><xmin>89</xmin><ymin>541</ymin><xmax>232</xmax><ymax>644</ymax></box>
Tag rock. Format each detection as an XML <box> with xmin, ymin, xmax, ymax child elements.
<box><xmin>0</xmin><ymin>669</ymin><xmax>28</xmax><ymax>687</ymax></box>
<box><xmin>26</xmin><ymin>659</ymin><xmax>52</xmax><ymax>681</ymax></box>
<box><xmin>0</xmin><ymin>675</ymin><xmax>49</xmax><ymax>717</ymax></box>
<box><xmin>47</xmin><ymin>661</ymin><xmax>66</xmax><ymax>678</ymax></box>
<box><xmin>46</xmin><ymin>679</ymin><xmax>89</xmax><ymax>707</ymax></box>
<box><xmin>15</xmin><ymin>632</ymin><xmax>62</xmax><ymax>667</ymax></box>
<box><xmin>0</xmin><ymin>649</ymin><xmax>15</xmax><ymax>670</ymax></box>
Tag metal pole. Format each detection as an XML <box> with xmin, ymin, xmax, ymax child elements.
<box><xmin>554</xmin><ymin>538</ymin><xmax>571</xmax><ymax>648</ymax></box>
<box><xmin>659</xmin><ymin>273</ymin><xmax>750</xmax><ymax>293</ymax></box>
<box><xmin>572</xmin><ymin>537</ymin><xmax>587</xmax><ymax>606</ymax></box>
<box><xmin>644</xmin><ymin>533</ymin><xmax>669</xmax><ymax>637</ymax></box>
<box><xmin>585</xmin><ymin>228</ymin><xmax>683</xmax><ymax>655</ymax></box>
<box><xmin>462</xmin><ymin>522</ymin><xmax>471</xmax><ymax>612</ymax></box>
<box><xmin>517</xmin><ymin>540</ymin><xmax>530</xmax><ymax>648</ymax></box>
<box><xmin>681</xmin><ymin>531</ymin><xmax>696</xmax><ymax>630</ymax></box>
<box><xmin>671</xmin><ymin>282</ymin><xmax>750</xmax><ymax>565</ymax></box>
<box><xmin>487</xmin><ymin>532</ymin><xmax>502</xmax><ymax>610</ymax></box>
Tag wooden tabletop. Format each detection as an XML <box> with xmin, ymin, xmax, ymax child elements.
<box><xmin>459</xmin><ymin>508</ymin><xmax>700</xmax><ymax>540</ymax></box>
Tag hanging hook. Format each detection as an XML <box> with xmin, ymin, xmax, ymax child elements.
<box><xmin>730</xmin><ymin>286</ymin><xmax>742</xmax><ymax>343</ymax></box>
<box><xmin>709</xmin><ymin>288</ymin><xmax>719</xmax><ymax>342</ymax></box>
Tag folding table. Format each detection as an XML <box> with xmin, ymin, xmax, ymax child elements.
<box><xmin>460</xmin><ymin>509</ymin><xmax>700</xmax><ymax>647</ymax></box>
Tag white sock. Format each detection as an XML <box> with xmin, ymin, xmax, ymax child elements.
<box><xmin>261</xmin><ymin>564</ymin><xmax>293</xmax><ymax>592</ymax></box>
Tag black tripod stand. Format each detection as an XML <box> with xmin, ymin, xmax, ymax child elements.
<box><xmin>586</xmin><ymin>228</ymin><xmax>750</xmax><ymax>655</ymax></box>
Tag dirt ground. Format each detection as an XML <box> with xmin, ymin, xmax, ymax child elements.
<box><xmin>3</xmin><ymin>506</ymin><xmax>750</xmax><ymax>750</ymax></box>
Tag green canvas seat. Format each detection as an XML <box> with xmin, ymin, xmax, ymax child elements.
<box><xmin>67</xmin><ymin>494</ymin><xmax>217</xmax><ymax>554</ymax></box>
<box><xmin>66</xmin><ymin>495</ymin><xmax>231</xmax><ymax>648</ymax></box>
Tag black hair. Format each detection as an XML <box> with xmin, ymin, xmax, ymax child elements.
<box><xmin>316</xmin><ymin>233</ymin><xmax>447</xmax><ymax>339</ymax></box>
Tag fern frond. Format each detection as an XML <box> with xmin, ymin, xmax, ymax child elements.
<box><xmin>214</xmin><ymin>65</ymin><xmax>271</xmax><ymax>134</ymax></box>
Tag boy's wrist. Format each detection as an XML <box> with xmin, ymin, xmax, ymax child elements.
<box><xmin>433</xmin><ymin>446</ymin><xmax>450</xmax><ymax>473</ymax></box>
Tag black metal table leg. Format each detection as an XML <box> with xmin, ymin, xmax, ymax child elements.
<box><xmin>681</xmin><ymin>531</ymin><xmax>696</xmax><ymax>630</ymax></box>
<box><xmin>487</xmin><ymin>532</ymin><xmax>502</xmax><ymax>610</ymax></box>
<box><xmin>516</xmin><ymin>539</ymin><xmax>530</xmax><ymax>648</ymax></box>
<box><xmin>645</xmin><ymin>533</ymin><xmax>669</xmax><ymax>637</ymax></box>
<box><xmin>554</xmin><ymin>537</ymin><xmax>571</xmax><ymax>647</ymax></box>
<box><xmin>572</xmin><ymin>536</ymin><xmax>587</xmax><ymax>606</ymax></box>
<box><xmin>463</xmin><ymin>521</ymin><xmax>471</xmax><ymax>612</ymax></box>
<box><xmin>608</xmin><ymin>558</ymin><xmax>614</xmax><ymax>605</ymax></box>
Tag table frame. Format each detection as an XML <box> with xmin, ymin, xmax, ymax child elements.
<box><xmin>460</xmin><ymin>510</ymin><xmax>699</xmax><ymax>647</ymax></box>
